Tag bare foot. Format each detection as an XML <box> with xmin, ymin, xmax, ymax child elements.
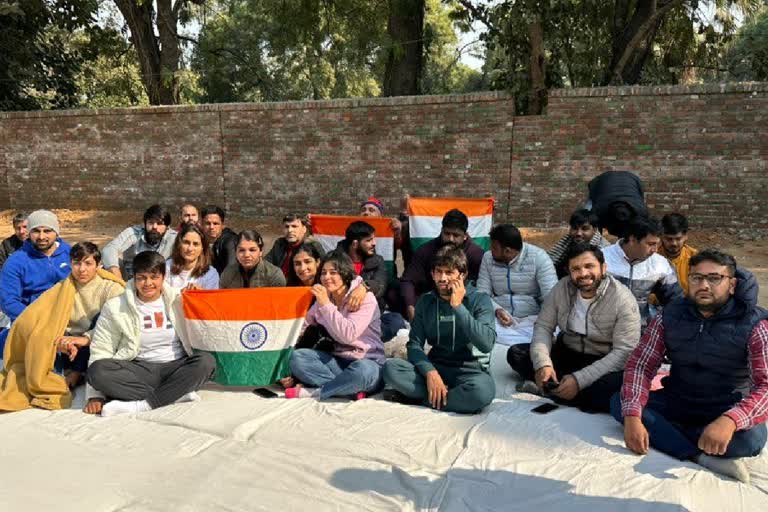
<box><xmin>65</xmin><ymin>371</ymin><xmax>83</xmax><ymax>389</ymax></box>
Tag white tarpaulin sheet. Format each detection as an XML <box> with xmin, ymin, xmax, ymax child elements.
<box><xmin>1</xmin><ymin>344</ymin><xmax>766</xmax><ymax>511</ymax></box>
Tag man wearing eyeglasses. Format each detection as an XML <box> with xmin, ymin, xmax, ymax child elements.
<box><xmin>612</xmin><ymin>249</ymin><xmax>768</xmax><ymax>483</ymax></box>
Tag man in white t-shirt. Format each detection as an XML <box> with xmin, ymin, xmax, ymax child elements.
<box><xmin>84</xmin><ymin>251</ymin><xmax>216</xmax><ymax>416</ymax></box>
<box><xmin>507</xmin><ymin>243</ymin><xmax>641</xmax><ymax>413</ymax></box>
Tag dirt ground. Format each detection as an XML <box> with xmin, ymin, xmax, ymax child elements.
<box><xmin>2</xmin><ymin>209</ymin><xmax>767</xmax><ymax>306</ymax></box>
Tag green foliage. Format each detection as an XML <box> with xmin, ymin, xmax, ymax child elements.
<box><xmin>458</xmin><ymin>0</ymin><xmax>764</xmax><ymax>113</ymax></box>
<box><xmin>72</xmin><ymin>25</ymin><xmax>149</xmax><ymax>108</ymax></box>
<box><xmin>728</xmin><ymin>6</ymin><xmax>768</xmax><ymax>80</ymax></box>
<box><xmin>193</xmin><ymin>0</ymin><xmax>385</xmax><ymax>102</ymax></box>
<box><xmin>422</xmin><ymin>0</ymin><xmax>483</xmax><ymax>94</ymax></box>
<box><xmin>0</xmin><ymin>0</ymin><xmax>98</xmax><ymax>110</ymax></box>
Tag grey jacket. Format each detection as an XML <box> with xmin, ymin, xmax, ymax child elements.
<box><xmin>530</xmin><ymin>274</ymin><xmax>641</xmax><ymax>390</ymax></box>
<box><xmin>102</xmin><ymin>226</ymin><xmax>177</xmax><ymax>279</ymax></box>
<box><xmin>476</xmin><ymin>243</ymin><xmax>558</xmax><ymax>318</ymax></box>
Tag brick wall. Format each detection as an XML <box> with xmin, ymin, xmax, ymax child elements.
<box><xmin>1</xmin><ymin>83</ymin><xmax>767</xmax><ymax>229</ymax></box>
<box><xmin>511</xmin><ymin>82</ymin><xmax>768</xmax><ymax>229</ymax></box>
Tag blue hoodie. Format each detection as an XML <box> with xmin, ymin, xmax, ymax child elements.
<box><xmin>0</xmin><ymin>239</ymin><xmax>72</xmax><ymax>322</ymax></box>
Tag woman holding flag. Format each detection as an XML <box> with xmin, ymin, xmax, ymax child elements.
<box><xmin>285</xmin><ymin>251</ymin><xmax>385</xmax><ymax>400</ymax></box>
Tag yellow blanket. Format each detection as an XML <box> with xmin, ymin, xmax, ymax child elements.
<box><xmin>0</xmin><ymin>269</ymin><xmax>124</xmax><ymax>411</ymax></box>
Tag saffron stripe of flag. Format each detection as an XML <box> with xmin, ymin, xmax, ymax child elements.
<box><xmin>407</xmin><ymin>197</ymin><xmax>495</xmax><ymax>251</ymax></box>
<box><xmin>310</xmin><ymin>214</ymin><xmax>396</xmax><ymax>278</ymax></box>
<box><xmin>179</xmin><ymin>288</ymin><xmax>313</xmax><ymax>386</ymax></box>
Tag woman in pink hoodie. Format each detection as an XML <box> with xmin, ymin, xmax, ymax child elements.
<box><xmin>285</xmin><ymin>251</ymin><xmax>384</xmax><ymax>400</ymax></box>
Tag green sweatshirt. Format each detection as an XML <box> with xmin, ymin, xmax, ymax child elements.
<box><xmin>407</xmin><ymin>283</ymin><xmax>497</xmax><ymax>375</ymax></box>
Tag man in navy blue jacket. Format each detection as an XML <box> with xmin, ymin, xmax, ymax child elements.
<box><xmin>0</xmin><ymin>210</ymin><xmax>72</xmax><ymax>352</ymax></box>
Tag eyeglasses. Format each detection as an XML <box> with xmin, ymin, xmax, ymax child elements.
<box><xmin>689</xmin><ymin>273</ymin><xmax>733</xmax><ymax>286</ymax></box>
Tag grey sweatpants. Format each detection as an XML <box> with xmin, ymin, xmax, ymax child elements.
<box><xmin>87</xmin><ymin>354</ymin><xmax>216</xmax><ymax>408</ymax></box>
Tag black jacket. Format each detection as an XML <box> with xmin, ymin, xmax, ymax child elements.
<box><xmin>588</xmin><ymin>171</ymin><xmax>648</xmax><ymax>219</ymax></box>
<box><xmin>335</xmin><ymin>241</ymin><xmax>388</xmax><ymax>307</ymax></box>
<box><xmin>211</xmin><ymin>228</ymin><xmax>238</xmax><ymax>274</ymax></box>
<box><xmin>0</xmin><ymin>235</ymin><xmax>23</xmax><ymax>269</ymax></box>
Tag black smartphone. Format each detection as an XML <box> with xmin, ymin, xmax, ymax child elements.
<box><xmin>253</xmin><ymin>387</ymin><xmax>278</xmax><ymax>399</ymax></box>
<box><xmin>531</xmin><ymin>402</ymin><xmax>559</xmax><ymax>414</ymax></box>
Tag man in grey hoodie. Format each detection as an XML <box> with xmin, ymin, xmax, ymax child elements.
<box><xmin>508</xmin><ymin>242</ymin><xmax>641</xmax><ymax>413</ymax></box>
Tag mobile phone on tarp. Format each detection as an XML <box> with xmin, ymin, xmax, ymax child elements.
<box><xmin>531</xmin><ymin>402</ymin><xmax>559</xmax><ymax>414</ymax></box>
<box><xmin>253</xmin><ymin>387</ymin><xmax>278</xmax><ymax>398</ymax></box>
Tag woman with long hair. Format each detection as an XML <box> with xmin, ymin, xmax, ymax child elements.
<box><xmin>165</xmin><ymin>223</ymin><xmax>219</xmax><ymax>290</ymax></box>
<box><xmin>285</xmin><ymin>251</ymin><xmax>384</xmax><ymax>400</ymax></box>
<box><xmin>287</xmin><ymin>242</ymin><xmax>324</xmax><ymax>286</ymax></box>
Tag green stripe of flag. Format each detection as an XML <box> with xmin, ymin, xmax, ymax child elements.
<box><xmin>410</xmin><ymin>236</ymin><xmax>491</xmax><ymax>252</ymax></box>
<box><xmin>195</xmin><ymin>348</ymin><xmax>292</xmax><ymax>386</ymax></box>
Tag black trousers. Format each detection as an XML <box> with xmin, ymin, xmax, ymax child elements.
<box><xmin>507</xmin><ymin>342</ymin><xmax>622</xmax><ymax>413</ymax></box>
<box><xmin>88</xmin><ymin>354</ymin><xmax>216</xmax><ymax>409</ymax></box>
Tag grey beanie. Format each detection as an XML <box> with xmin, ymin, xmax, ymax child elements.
<box><xmin>27</xmin><ymin>209</ymin><xmax>60</xmax><ymax>235</ymax></box>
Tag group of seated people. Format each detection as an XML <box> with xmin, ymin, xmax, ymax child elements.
<box><xmin>0</xmin><ymin>175</ymin><xmax>765</xmax><ymax>483</ymax></box>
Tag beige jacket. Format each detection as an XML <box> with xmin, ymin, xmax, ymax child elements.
<box><xmin>530</xmin><ymin>274</ymin><xmax>641</xmax><ymax>389</ymax></box>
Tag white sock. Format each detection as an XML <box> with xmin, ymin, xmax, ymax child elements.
<box><xmin>176</xmin><ymin>391</ymin><xmax>201</xmax><ymax>403</ymax></box>
<box><xmin>101</xmin><ymin>399</ymin><xmax>152</xmax><ymax>417</ymax></box>
<box><xmin>694</xmin><ymin>454</ymin><xmax>751</xmax><ymax>483</ymax></box>
<box><xmin>297</xmin><ymin>387</ymin><xmax>320</xmax><ymax>398</ymax></box>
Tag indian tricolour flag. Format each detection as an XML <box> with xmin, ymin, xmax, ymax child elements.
<box><xmin>407</xmin><ymin>197</ymin><xmax>495</xmax><ymax>251</ymax></box>
<box><xmin>180</xmin><ymin>288</ymin><xmax>313</xmax><ymax>386</ymax></box>
<box><xmin>310</xmin><ymin>214</ymin><xmax>396</xmax><ymax>278</ymax></box>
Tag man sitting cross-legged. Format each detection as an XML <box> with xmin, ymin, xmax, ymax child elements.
<box><xmin>0</xmin><ymin>242</ymin><xmax>124</xmax><ymax>411</ymax></box>
<box><xmin>383</xmin><ymin>245</ymin><xmax>497</xmax><ymax>414</ymax></box>
<box><xmin>477</xmin><ymin>223</ymin><xmax>558</xmax><ymax>331</ymax></box>
<box><xmin>84</xmin><ymin>251</ymin><xmax>216</xmax><ymax>417</ymax></box>
<box><xmin>611</xmin><ymin>250</ymin><xmax>768</xmax><ymax>483</ymax></box>
<box><xmin>508</xmin><ymin>243</ymin><xmax>641</xmax><ymax>413</ymax></box>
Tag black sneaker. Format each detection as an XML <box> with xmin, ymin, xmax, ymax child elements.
<box><xmin>382</xmin><ymin>389</ymin><xmax>422</xmax><ymax>405</ymax></box>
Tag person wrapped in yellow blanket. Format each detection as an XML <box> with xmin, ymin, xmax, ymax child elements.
<box><xmin>0</xmin><ymin>242</ymin><xmax>124</xmax><ymax>411</ymax></box>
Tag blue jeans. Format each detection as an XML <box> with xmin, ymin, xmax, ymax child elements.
<box><xmin>610</xmin><ymin>391</ymin><xmax>767</xmax><ymax>460</ymax></box>
<box><xmin>290</xmin><ymin>349</ymin><xmax>384</xmax><ymax>399</ymax></box>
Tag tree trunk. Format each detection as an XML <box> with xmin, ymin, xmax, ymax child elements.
<box><xmin>528</xmin><ymin>16</ymin><xmax>546</xmax><ymax>114</ymax></box>
<box><xmin>604</xmin><ymin>0</ymin><xmax>684</xmax><ymax>85</ymax></box>
<box><xmin>156</xmin><ymin>0</ymin><xmax>181</xmax><ymax>104</ymax></box>
<box><xmin>382</xmin><ymin>0</ymin><xmax>425</xmax><ymax>97</ymax></box>
<box><xmin>114</xmin><ymin>0</ymin><xmax>181</xmax><ymax>105</ymax></box>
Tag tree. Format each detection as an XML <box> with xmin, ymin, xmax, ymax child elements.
<box><xmin>728</xmin><ymin>6</ymin><xmax>768</xmax><ymax>80</ymax></box>
<box><xmin>382</xmin><ymin>0</ymin><xmax>425</xmax><ymax>96</ymax></box>
<box><xmin>457</xmin><ymin>0</ymin><xmax>762</xmax><ymax>114</ymax></box>
<box><xmin>112</xmin><ymin>0</ymin><xmax>202</xmax><ymax>105</ymax></box>
<box><xmin>421</xmin><ymin>0</ymin><xmax>483</xmax><ymax>95</ymax></box>
<box><xmin>193</xmin><ymin>0</ymin><xmax>385</xmax><ymax>102</ymax></box>
<box><xmin>0</xmin><ymin>0</ymin><xmax>98</xmax><ymax>111</ymax></box>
